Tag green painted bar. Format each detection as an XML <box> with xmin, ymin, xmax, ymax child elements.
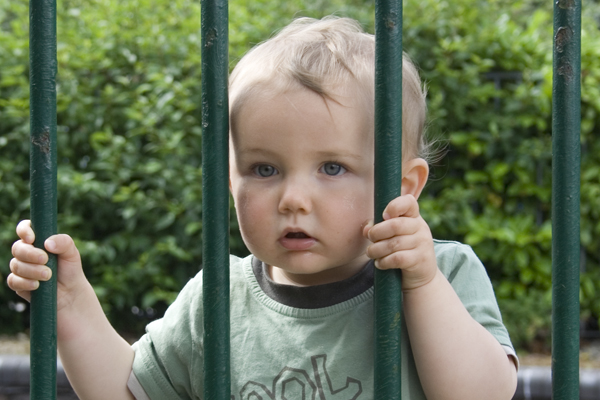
<box><xmin>29</xmin><ymin>0</ymin><xmax>58</xmax><ymax>399</ymax></box>
<box><xmin>200</xmin><ymin>0</ymin><xmax>230</xmax><ymax>398</ymax></box>
<box><xmin>551</xmin><ymin>0</ymin><xmax>581</xmax><ymax>398</ymax></box>
<box><xmin>374</xmin><ymin>0</ymin><xmax>403</xmax><ymax>397</ymax></box>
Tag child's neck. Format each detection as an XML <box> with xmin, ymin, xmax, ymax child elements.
<box><xmin>268</xmin><ymin>266</ymin><xmax>311</xmax><ymax>287</ymax></box>
<box><xmin>267</xmin><ymin>259</ymin><xmax>369</xmax><ymax>287</ymax></box>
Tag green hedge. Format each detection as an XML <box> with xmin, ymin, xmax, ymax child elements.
<box><xmin>1</xmin><ymin>0</ymin><xmax>599</xmax><ymax>349</ymax></box>
<box><xmin>409</xmin><ymin>0</ymin><xmax>600</xmax><ymax>349</ymax></box>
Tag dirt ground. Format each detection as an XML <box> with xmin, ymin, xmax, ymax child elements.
<box><xmin>2</xmin><ymin>333</ymin><xmax>600</xmax><ymax>369</ymax></box>
<box><xmin>0</xmin><ymin>333</ymin><xmax>30</xmax><ymax>355</ymax></box>
<box><xmin>517</xmin><ymin>340</ymin><xmax>600</xmax><ymax>369</ymax></box>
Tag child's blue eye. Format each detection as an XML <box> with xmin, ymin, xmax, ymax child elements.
<box><xmin>321</xmin><ymin>163</ymin><xmax>346</xmax><ymax>176</ymax></box>
<box><xmin>253</xmin><ymin>164</ymin><xmax>278</xmax><ymax>177</ymax></box>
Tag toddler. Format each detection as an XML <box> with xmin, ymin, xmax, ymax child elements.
<box><xmin>8</xmin><ymin>16</ymin><xmax>518</xmax><ymax>400</ymax></box>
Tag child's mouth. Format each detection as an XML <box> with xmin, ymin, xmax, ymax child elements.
<box><xmin>285</xmin><ymin>232</ymin><xmax>310</xmax><ymax>239</ymax></box>
<box><xmin>280</xmin><ymin>231</ymin><xmax>316</xmax><ymax>250</ymax></box>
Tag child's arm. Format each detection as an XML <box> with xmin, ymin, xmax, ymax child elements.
<box><xmin>365</xmin><ymin>195</ymin><xmax>517</xmax><ymax>400</ymax></box>
<box><xmin>8</xmin><ymin>220</ymin><xmax>135</xmax><ymax>400</ymax></box>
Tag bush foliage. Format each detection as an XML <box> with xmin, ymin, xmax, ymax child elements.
<box><xmin>1</xmin><ymin>0</ymin><xmax>599</xmax><ymax>349</ymax></box>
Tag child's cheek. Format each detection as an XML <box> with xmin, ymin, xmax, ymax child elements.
<box><xmin>233</xmin><ymin>186</ymin><xmax>269</xmax><ymax>247</ymax></box>
<box><xmin>340</xmin><ymin>193</ymin><xmax>359</xmax><ymax>211</ymax></box>
<box><xmin>333</xmin><ymin>191</ymin><xmax>373</xmax><ymax>248</ymax></box>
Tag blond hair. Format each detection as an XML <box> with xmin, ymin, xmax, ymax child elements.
<box><xmin>229</xmin><ymin>16</ymin><xmax>431</xmax><ymax>161</ymax></box>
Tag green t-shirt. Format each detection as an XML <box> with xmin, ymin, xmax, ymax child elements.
<box><xmin>131</xmin><ymin>240</ymin><xmax>515</xmax><ymax>400</ymax></box>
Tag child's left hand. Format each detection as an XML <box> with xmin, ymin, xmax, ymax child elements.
<box><xmin>363</xmin><ymin>194</ymin><xmax>438</xmax><ymax>291</ymax></box>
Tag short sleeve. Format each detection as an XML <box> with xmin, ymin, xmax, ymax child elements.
<box><xmin>131</xmin><ymin>271</ymin><xmax>205</xmax><ymax>400</ymax></box>
<box><xmin>434</xmin><ymin>241</ymin><xmax>516</xmax><ymax>354</ymax></box>
<box><xmin>127</xmin><ymin>370</ymin><xmax>151</xmax><ymax>400</ymax></box>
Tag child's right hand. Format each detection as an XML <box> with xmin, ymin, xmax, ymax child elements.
<box><xmin>7</xmin><ymin>220</ymin><xmax>87</xmax><ymax>310</ymax></box>
<box><xmin>9</xmin><ymin>220</ymin><xmax>136</xmax><ymax>399</ymax></box>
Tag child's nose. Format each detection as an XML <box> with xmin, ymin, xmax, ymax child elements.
<box><xmin>278</xmin><ymin>177</ymin><xmax>313</xmax><ymax>214</ymax></box>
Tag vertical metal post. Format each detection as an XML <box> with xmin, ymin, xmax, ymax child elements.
<box><xmin>551</xmin><ymin>0</ymin><xmax>581</xmax><ymax>398</ymax></box>
<box><xmin>374</xmin><ymin>0</ymin><xmax>403</xmax><ymax>397</ymax></box>
<box><xmin>201</xmin><ymin>0</ymin><xmax>230</xmax><ymax>397</ymax></box>
<box><xmin>29</xmin><ymin>0</ymin><xmax>58</xmax><ymax>399</ymax></box>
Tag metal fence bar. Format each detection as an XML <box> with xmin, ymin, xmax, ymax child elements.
<box><xmin>374</xmin><ymin>0</ymin><xmax>403</xmax><ymax>397</ymax></box>
<box><xmin>200</xmin><ymin>0</ymin><xmax>231</xmax><ymax>398</ymax></box>
<box><xmin>551</xmin><ymin>0</ymin><xmax>581</xmax><ymax>398</ymax></box>
<box><xmin>28</xmin><ymin>0</ymin><xmax>58</xmax><ymax>398</ymax></box>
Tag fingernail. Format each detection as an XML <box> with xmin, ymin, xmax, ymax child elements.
<box><xmin>383</xmin><ymin>213</ymin><xmax>390</xmax><ymax>220</ymax></box>
<box><xmin>45</xmin><ymin>239</ymin><xmax>56</xmax><ymax>252</ymax></box>
<box><xmin>42</xmin><ymin>269</ymin><xmax>52</xmax><ymax>280</ymax></box>
<box><xmin>26</xmin><ymin>235</ymin><xmax>34</xmax><ymax>243</ymax></box>
<box><xmin>32</xmin><ymin>281</ymin><xmax>40</xmax><ymax>290</ymax></box>
<box><xmin>374</xmin><ymin>260</ymin><xmax>380</xmax><ymax>269</ymax></box>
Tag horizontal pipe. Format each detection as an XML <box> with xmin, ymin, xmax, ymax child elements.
<box><xmin>0</xmin><ymin>356</ymin><xmax>71</xmax><ymax>393</ymax></box>
<box><xmin>513</xmin><ymin>366</ymin><xmax>600</xmax><ymax>400</ymax></box>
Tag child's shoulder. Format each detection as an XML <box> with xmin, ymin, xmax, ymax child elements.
<box><xmin>432</xmin><ymin>239</ymin><xmax>488</xmax><ymax>283</ymax></box>
<box><xmin>433</xmin><ymin>238</ymin><xmax>478</xmax><ymax>259</ymax></box>
<box><xmin>180</xmin><ymin>254</ymin><xmax>251</xmax><ymax>292</ymax></box>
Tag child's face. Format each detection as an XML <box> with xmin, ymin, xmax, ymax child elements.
<box><xmin>229</xmin><ymin>86</ymin><xmax>374</xmax><ymax>286</ymax></box>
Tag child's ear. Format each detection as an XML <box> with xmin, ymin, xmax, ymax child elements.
<box><xmin>400</xmin><ymin>158</ymin><xmax>429</xmax><ymax>199</ymax></box>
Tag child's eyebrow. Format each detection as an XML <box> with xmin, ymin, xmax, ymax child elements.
<box><xmin>233</xmin><ymin>147</ymin><xmax>366</xmax><ymax>165</ymax></box>
<box><xmin>234</xmin><ymin>147</ymin><xmax>276</xmax><ymax>156</ymax></box>
<box><xmin>236</xmin><ymin>148</ymin><xmax>363</xmax><ymax>160</ymax></box>
<box><xmin>315</xmin><ymin>150</ymin><xmax>364</xmax><ymax>160</ymax></box>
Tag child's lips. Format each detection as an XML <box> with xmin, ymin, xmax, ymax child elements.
<box><xmin>279</xmin><ymin>230</ymin><xmax>316</xmax><ymax>250</ymax></box>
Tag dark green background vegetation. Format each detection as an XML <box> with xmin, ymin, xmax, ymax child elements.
<box><xmin>1</xmin><ymin>0</ymin><xmax>599</xmax><ymax>350</ymax></box>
